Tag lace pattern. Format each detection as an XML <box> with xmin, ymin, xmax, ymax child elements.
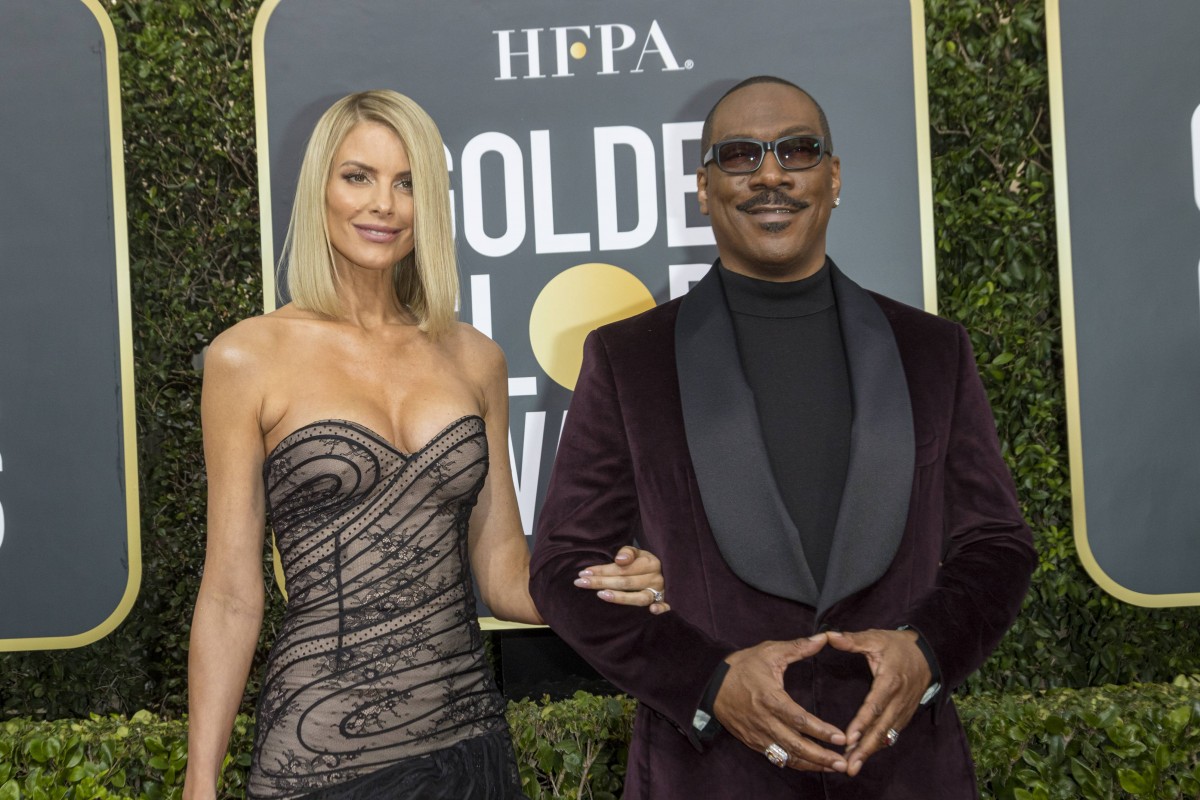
<box><xmin>248</xmin><ymin>416</ymin><xmax>510</xmax><ymax>798</ymax></box>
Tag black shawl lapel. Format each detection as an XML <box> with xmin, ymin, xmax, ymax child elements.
<box><xmin>675</xmin><ymin>260</ymin><xmax>914</xmax><ymax>615</ymax></box>
<box><xmin>676</xmin><ymin>262</ymin><xmax>820</xmax><ymax>605</ymax></box>
<box><xmin>817</xmin><ymin>264</ymin><xmax>914</xmax><ymax>618</ymax></box>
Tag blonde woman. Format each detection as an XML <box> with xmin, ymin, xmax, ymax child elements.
<box><xmin>183</xmin><ymin>91</ymin><xmax>666</xmax><ymax>799</ymax></box>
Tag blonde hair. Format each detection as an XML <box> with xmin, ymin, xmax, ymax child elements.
<box><xmin>282</xmin><ymin>90</ymin><xmax>458</xmax><ymax>335</ymax></box>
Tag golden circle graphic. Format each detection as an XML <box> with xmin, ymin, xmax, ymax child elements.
<box><xmin>530</xmin><ymin>263</ymin><xmax>656</xmax><ymax>390</ymax></box>
<box><xmin>570</xmin><ymin>42</ymin><xmax>587</xmax><ymax>60</ymax></box>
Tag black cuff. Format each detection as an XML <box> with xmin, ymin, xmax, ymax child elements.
<box><xmin>912</xmin><ymin>630</ymin><xmax>941</xmax><ymax>684</ymax></box>
<box><xmin>899</xmin><ymin>624</ymin><xmax>942</xmax><ymax>707</ymax></box>
<box><xmin>693</xmin><ymin>660</ymin><xmax>730</xmax><ymax>741</ymax></box>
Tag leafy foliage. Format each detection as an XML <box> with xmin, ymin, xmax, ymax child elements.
<box><xmin>4</xmin><ymin>684</ymin><xmax>1199</xmax><ymax>799</ymax></box>
<box><xmin>0</xmin><ymin>0</ymin><xmax>274</xmax><ymax>721</ymax></box>
<box><xmin>1</xmin><ymin>0</ymin><xmax>1198</xmax><ymax>725</ymax></box>
<box><xmin>509</xmin><ymin>692</ymin><xmax>634</xmax><ymax>800</ymax></box>
<box><xmin>0</xmin><ymin>709</ymin><xmax>252</xmax><ymax>800</ymax></box>
<box><xmin>965</xmin><ymin>676</ymin><xmax>1200</xmax><ymax>799</ymax></box>
<box><xmin>925</xmin><ymin>0</ymin><xmax>1200</xmax><ymax>694</ymax></box>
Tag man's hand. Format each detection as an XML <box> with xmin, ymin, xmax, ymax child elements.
<box><xmin>713</xmin><ymin>635</ymin><xmax>848</xmax><ymax>773</ymax></box>
<box><xmin>825</xmin><ymin>629</ymin><xmax>931</xmax><ymax>777</ymax></box>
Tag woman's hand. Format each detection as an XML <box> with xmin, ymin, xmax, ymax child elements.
<box><xmin>574</xmin><ymin>545</ymin><xmax>670</xmax><ymax>614</ymax></box>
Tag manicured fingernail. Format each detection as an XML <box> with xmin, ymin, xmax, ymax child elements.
<box><xmin>574</xmin><ymin>578</ymin><xmax>591</xmax><ymax>588</ymax></box>
<box><xmin>834</xmin><ymin>759</ymin><xmax>847</xmax><ymax>771</ymax></box>
<box><xmin>598</xmin><ymin>590</ymin><xmax>614</xmax><ymax>600</ymax></box>
<box><xmin>578</xmin><ymin>569</ymin><xmax>594</xmax><ymax>577</ymax></box>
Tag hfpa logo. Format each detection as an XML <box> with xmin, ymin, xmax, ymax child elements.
<box><xmin>493</xmin><ymin>21</ymin><xmax>693</xmax><ymax>80</ymax></box>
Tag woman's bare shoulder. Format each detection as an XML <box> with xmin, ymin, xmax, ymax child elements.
<box><xmin>444</xmin><ymin>321</ymin><xmax>506</xmax><ymax>378</ymax></box>
<box><xmin>205</xmin><ymin>306</ymin><xmax>318</xmax><ymax>375</ymax></box>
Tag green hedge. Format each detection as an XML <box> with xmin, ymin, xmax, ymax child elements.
<box><xmin>2</xmin><ymin>0</ymin><xmax>1199</xmax><ymax>722</ymax></box>
<box><xmin>3</xmin><ymin>683</ymin><xmax>1199</xmax><ymax>800</ymax></box>
<box><xmin>967</xmin><ymin>678</ymin><xmax>1200</xmax><ymax>800</ymax></box>
<box><xmin>926</xmin><ymin>0</ymin><xmax>1200</xmax><ymax>694</ymax></box>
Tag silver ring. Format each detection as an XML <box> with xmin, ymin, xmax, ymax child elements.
<box><xmin>764</xmin><ymin>742</ymin><xmax>789</xmax><ymax>768</ymax></box>
<box><xmin>644</xmin><ymin>587</ymin><xmax>665</xmax><ymax>604</ymax></box>
<box><xmin>885</xmin><ymin>727</ymin><xmax>900</xmax><ymax>747</ymax></box>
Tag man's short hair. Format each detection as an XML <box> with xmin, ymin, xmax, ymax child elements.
<box><xmin>699</xmin><ymin>75</ymin><xmax>833</xmax><ymax>164</ymax></box>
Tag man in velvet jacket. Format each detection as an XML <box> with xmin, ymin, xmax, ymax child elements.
<box><xmin>529</xmin><ymin>76</ymin><xmax>1036</xmax><ymax>799</ymax></box>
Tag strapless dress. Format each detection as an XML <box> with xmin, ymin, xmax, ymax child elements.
<box><xmin>247</xmin><ymin>415</ymin><xmax>525</xmax><ymax>799</ymax></box>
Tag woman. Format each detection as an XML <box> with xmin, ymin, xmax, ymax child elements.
<box><xmin>183</xmin><ymin>90</ymin><xmax>666</xmax><ymax>799</ymax></box>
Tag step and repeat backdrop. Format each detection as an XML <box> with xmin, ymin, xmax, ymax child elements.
<box><xmin>0</xmin><ymin>0</ymin><xmax>140</xmax><ymax>650</ymax></box>
<box><xmin>252</xmin><ymin>2</ymin><xmax>935</xmax><ymax>619</ymax></box>
<box><xmin>2</xmin><ymin>0</ymin><xmax>1197</xmax><ymax>651</ymax></box>
<box><xmin>1048</xmin><ymin>0</ymin><xmax>1200</xmax><ymax>606</ymax></box>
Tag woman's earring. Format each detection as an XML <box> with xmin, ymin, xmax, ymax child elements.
<box><xmin>834</xmin><ymin>197</ymin><xmax>841</xmax><ymax>207</ymax></box>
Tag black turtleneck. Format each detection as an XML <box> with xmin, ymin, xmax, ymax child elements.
<box><xmin>695</xmin><ymin>262</ymin><xmax>938</xmax><ymax>738</ymax></box>
<box><xmin>718</xmin><ymin>260</ymin><xmax>851</xmax><ymax>591</ymax></box>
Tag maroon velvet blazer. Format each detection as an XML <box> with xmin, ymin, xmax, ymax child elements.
<box><xmin>529</xmin><ymin>261</ymin><xmax>1035</xmax><ymax>799</ymax></box>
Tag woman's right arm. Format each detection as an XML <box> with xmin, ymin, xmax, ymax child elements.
<box><xmin>183</xmin><ymin>331</ymin><xmax>270</xmax><ymax>800</ymax></box>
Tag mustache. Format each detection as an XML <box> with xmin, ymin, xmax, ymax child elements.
<box><xmin>736</xmin><ymin>191</ymin><xmax>808</xmax><ymax>212</ymax></box>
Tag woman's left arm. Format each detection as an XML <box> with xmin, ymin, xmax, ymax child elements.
<box><xmin>465</xmin><ymin>334</ymin><xmax>666</xmax><ymax>623</ymax></box>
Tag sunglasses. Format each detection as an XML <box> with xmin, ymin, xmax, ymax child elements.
<box><xmin>702</xmin><ymin>135</ymin><xmax>828</xmax><ymax>174</ymax></box>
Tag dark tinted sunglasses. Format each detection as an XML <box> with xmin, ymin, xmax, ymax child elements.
<box><xmin>702</xmin><ymin>135</ymin><xmax>827</xmax><ymax>173</ymax></box>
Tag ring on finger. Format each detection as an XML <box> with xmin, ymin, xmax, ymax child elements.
<box><xmin>764</xmin><ymin>742</ymin><xmax>789</xmax><ymax>768</ymax></box>
<box><xmin>885</xmin><ymin>727</ymin><xmax>900</xmax><ymax>747</ymax></box>
<box><xmin>643</xmin><ymin>587</ymin><xmax>665</xmax><ymax>604</ymax></box>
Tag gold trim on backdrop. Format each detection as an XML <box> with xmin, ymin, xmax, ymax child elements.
<box><xmin>254</xmin><ymin>0</ymin><xmax>283</xmax><ymax>315</ymax></box>
<box><xmin>1046</xmin><ymin>0</ymin><xmax>1199</xmax><ymax>608</ymax></box>
<box><xmin>252</xmin><ymin>0</ymin><xmax>290</xmax><ymax>600</ymax></box>
<box><xmin>909</xmin><ymin>0</ymin><xmax>938</xmax><ymax>314</ymax></box>
<box><xmin>0</xmin><ymin>0</ymin><xmax>143</xmax><ymax>651</ymax></box>
<box><xmin>480</xmin><ymin>617</ymin><xmax>542</xmax><ymax>632</ymax></box>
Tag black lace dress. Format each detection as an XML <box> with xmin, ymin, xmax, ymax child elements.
<box><xmin>249</xmin><ymin>415</ymin><xmax>525</xmax><ymax>799</ymax></box>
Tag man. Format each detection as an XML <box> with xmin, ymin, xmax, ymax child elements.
<box><xmin>529</xmin><ymin>76</ymin><xmax>1035</xmax><ymax>798</ymax></box>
